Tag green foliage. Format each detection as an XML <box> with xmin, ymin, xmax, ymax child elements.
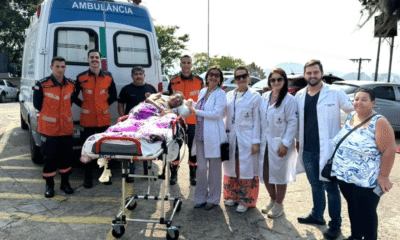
<box><xmin>0</xmin><ymin>0</ymin><xmax>41</xmax><ymax>68</ymax></box>
<box><xmin>247</xmin><ymin>62</ymin><xmax>266</xmax><ymax>79</ymax></box>
<box><xmin>192</xmin><ymin>53</ymin><xmax>246</xmax><ymax>75</ymax></box>
<box><xmin>155</xmin><ymin>25</ymin><xmax>189</xmax><ymax>75</ymax></box>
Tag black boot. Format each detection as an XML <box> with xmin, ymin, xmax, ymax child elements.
<box><xmin>170</xmin><ymin>165</ymin><xmax>179</xmax><ymax>185</ymax></box>
<box><xmin>60</xmin><ymin>173</ymin><xmax>74</xmax><ymax>194</ymax></box>
<box><xmin>189</xmin><ymin>166</ymin><xmax>197</xmax><ymax>186</ymax></box>
<box><xmin>83</xmin><ymin>164</ymin><xmax>93</xmax><ymax>188</ymax></box>
<box><xmin>44</xmin><ymin>177</ymin><xmax>55</xmax><ymax>198</ymax></box>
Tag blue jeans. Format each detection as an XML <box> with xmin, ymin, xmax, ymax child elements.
<box><xmin>303</xmin><ymin>150</ymin><xmax>342</xmax><ymax>228</ymax></box>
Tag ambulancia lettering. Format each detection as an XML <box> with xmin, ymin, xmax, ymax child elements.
<box><xmin>72</xmin><ymin>1</ymin><xmax>134</xmax><ymax>15</ymax></box>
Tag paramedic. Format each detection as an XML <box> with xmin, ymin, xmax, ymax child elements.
<box><xmin>33</xmin><ymin>56</ymin><xmax>75</xmax><ymax>198</ymax></box>
<box><xmin>73</xmin><ymin>49</ymin><xmax>117</xmax><ymax>188</ymax></box>
<box><xmin>167</xmin><ymin>55</ymin><xmax>203</xmax><ymax>186</ymax></box>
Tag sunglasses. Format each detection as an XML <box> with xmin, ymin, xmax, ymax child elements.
<box><xmin>270</xmin><ymin>77</ymin><xmax>284</xmax><ymax>83</ymax></box>
<box><xmin>208</xmin><ymin>73</ymin><xmax>221</xmax><ymax>78</ymax></box>
<box><xmin>234</xmin><ymin>73</ymin><xmax>249</xmax><ymax>80</ymax></box>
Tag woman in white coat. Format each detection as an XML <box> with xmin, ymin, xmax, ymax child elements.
<box><xmin>259</xmin><ymin>68</ymin><xmax>298</xmax><ymax>218</ymax></box>
<box><xmin>186</xmin><ymin>67</ymin><xmax>228</xmax><ymax>210</ymax></box>
<box><xmin>223</xmin><ymin>66</ymin><xmax>261</xmax><ymax>213</ymax></box>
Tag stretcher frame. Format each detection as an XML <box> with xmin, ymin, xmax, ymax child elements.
<box><xmin>86</xmin><ymin>116</ymin><xmax>186</xmax><ymax>239</ymax></box>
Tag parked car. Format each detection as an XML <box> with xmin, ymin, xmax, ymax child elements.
<box><xmin>222</xmin><ymin>76</ymin><xmax>262</xmax><ymax>92</ymax></box>
<box><xmin>287</xmin><ymin>73</ymin><xmax>344</xmax><ymax>95</ymax></box>
<box><xmin>161</xmin><ymin>75</ymin><xmax>170</xmax><ymax>93</ymax></box>
<box><xmin>0</xmin><ymin>79</ymin><xmax>19</xmax><ymax>102</ymax></box>
<box><xmin>251</xmin><ymin>79</ymin><xmax>270</xmax><ymax>95</ymax></box>
<box><xmin>333</xmin><ymin>80</ymin><xmax>400</xmax><ymax>132</ymax></box>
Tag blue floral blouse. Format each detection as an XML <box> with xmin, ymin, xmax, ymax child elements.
<box><xmin>331</xmin><ymin>112</ymin><xmax>383</xmax><ymax>188</ymax></box>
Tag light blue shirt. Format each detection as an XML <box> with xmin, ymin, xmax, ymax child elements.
<box><xmin>331</xmin><ymin>112</ymin><xmax>383</xmax><ymax>188</ymax></box>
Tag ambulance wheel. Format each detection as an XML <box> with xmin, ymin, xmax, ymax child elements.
<box><xmin>166</xmin><ymin>228</ymin><xmax>179</xmax><ymax>240</ymax></box>
<box><xmin>20</xmin><ymin>113</ymin><xmax>28</xmax><ymax>130</ymax></box>
<box><xmin>30</xmin><ymin>129</ymin><xmax>43</xmax><ymax>164</ymax></box>
<box><xmin>127</xmin><ymin>201</ymin><xmax>137</xmax><ymax>211</ymax></box>
<box><xmin>112</xmin><ymin>225</ymin><xmax>125</xmax><ymax>238</ymax></box>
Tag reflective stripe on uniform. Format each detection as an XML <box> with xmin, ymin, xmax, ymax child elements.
<box><xmin>103</xmin><ymin>109</ymin><xmax>109</xmax><ymax>114</ymax></box>
<box><xmin>64</xmin><ymin>94</ymin><xmax>71</xmax><ymax>100</ymax></box>
<box><xmin>42</xmin><ymin>171</ymin><xmax>57</xmax><ymax>178</ymax></box>
<box><xmin>82</xmin><ymin>109</ymin><xmax>90</xmax><ymax>114</ymax></box>
<box><xmin>59</xmin><ymin>167</ymin><xmax>72</xmax><ymax>174</ymax></box>
<box><xmin>42</xmin><ymin>116</ymin><xmax>57</xmax><ymax>123</ymax></box>
<box><xmin>84</xmin><ymin>89</ymin><xmax>93</xmax><ymax>94</ymax></box>
<box><xmin>44</xmin><ymin>92</ymin><xmax>60</xmax><ymax>100</ymax></box>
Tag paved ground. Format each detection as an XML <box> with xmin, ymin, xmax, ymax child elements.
<box><xmin>0</xmin><ymin>102</ymin><xmax>399</xmax><ymax>240</ymax></box>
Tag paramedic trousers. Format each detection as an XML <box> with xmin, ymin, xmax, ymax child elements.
<box><xmin>172</xmin><ymin>124</ymin><xmax>197</xmax><ymax>166</ymax></box>
<box><xmin>41</xmin><ymin>135</ymin><xmax>73</xmax><ymax>178</ymax></box>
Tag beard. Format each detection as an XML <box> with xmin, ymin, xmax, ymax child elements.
<box><xmin>306</xmin><ymin>78</ymin><xmax>322</xmax><ymax>87</ymax></box>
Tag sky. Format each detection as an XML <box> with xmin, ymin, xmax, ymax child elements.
<box><xmin>134</xmin><ymin>0</ymin><xmax>399</xmax><ymax>76</ymax></box>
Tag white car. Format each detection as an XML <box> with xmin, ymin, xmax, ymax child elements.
<box><xmin>0</xmin><ymin>79</ymin><xmax>19</xmax><ymax>102</ymax></box>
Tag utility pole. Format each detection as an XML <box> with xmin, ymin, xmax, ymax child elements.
<box><xmin>349</xmin><ymin>58</ymin><xmax>371</xmax><ymax>80</ymax></box>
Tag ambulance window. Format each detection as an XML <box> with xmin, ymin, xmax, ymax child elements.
<box><xmin>114</xmin><ymin>32</ymin><xmax>151</xmax><ymax>67</ymax></box>
<box><xmin>54</xmin><ymin>28</ymin><xmax>98</xmax><ymax>65</ymax></box>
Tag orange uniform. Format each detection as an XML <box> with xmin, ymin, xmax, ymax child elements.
<box><xmin>34</xmin><ymin>76</ymin><xmax>75</xmax><ymax>136</ymax></box>
<box><xmin>74</xmin><ymin>70</ymin><xmax>117</xmax><ymax>127</ymax></box>
<box><xmin>168</xmin><ymin>73</ymin><xmax>203</xmax><ymax>124</ymax></box>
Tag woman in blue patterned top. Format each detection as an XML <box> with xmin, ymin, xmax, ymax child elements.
<box><xmin>331</xmin><ymin>88</ymin><xmax>396</xmax><ymax>240</ymax></box>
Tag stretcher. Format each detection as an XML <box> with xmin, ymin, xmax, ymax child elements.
<box><xmin>84</xmin><ymin>115</ymin><xmax>186</xmax><ymax>240</ymax></box>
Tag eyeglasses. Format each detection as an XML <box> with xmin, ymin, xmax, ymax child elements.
<box><xmin>208</xmin><ymin>73</ymin><xmax>221</xmax><ymax>78</ymax></box>
<box><xmin>234</xmin><ymin>73</ymin><xmax>249</xmax><ymax>80</ymax></box>
<box><xmin>270</xmin><ymin>77</ymin><xmax>284</xmax><ymax>83</ymax></box>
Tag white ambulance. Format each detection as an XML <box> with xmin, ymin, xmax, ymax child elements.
<box><xmin>20</xmin><ymin>0</ymin><xmax>162</xmax><ymax>163</ymax></box>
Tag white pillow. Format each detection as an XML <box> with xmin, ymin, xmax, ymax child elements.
<box><xmin>176</xmin><ymin>102</ymin><xmax>191</xmax><ymax>118</ymax></box>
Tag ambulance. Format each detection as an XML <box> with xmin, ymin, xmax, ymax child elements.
<box><xmin>20</xmin><ymin>0</ymin><xmax>162</xmax><ymax>163</ymax></box>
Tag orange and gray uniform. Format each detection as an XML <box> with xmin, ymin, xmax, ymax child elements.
<box><xmin>73</xmin><ymin>69</ymin><xmax>117</xmax><ymax>143</ymax></box>
<box><xmin>33</xmin><ymin>75</ymin><xmax>75</xmax><ymax>178</ymax></box>
<box><xmin>168</xmin><ymin>73</ymin><xmax>203</xmax><ymax>166</ymax></box>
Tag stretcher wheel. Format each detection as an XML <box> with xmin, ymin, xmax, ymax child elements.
<box><xmin>112</xmin><ymin>225</ymin><xmax>125</xmax><ymax>238</ymax></box>
<box><xmin>127</xmin><ymin>201</ymin><xmax>137</xmax><ymax>211</ymax></box>
<box><xmin>166</xmin><ymin>227</ymin><xmax>179</xmax><ymax>240</ymax></box>
<box><xmin>173</xmin><ymin>199</ymin><xmax>182</xmax><ymax>212</ymax></box>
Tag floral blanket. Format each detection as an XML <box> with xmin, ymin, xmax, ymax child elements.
<box><xmin>80</xmin><ymin>102</ymin><xmax>178</xmax><ymax>163</ymax></box>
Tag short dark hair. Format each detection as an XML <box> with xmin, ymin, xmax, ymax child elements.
<box><xmin>268</xmin><ymin>68</ymin><xmax>288</xmax><ymax>108</ymax></box>
<box><xmin>131</xmin><ymin>66</ymin><xmax>145</xmax><ymax>75</ymax></box>
<box><xmin>234</xmin><ymin>66</ymin><xmax>249</xmax><ymax>76</ymax></box>
<box><xmin>304</xmin><ymin>59</ymin><xmax>323</xmax><ymax>73</ymax></box>
<box><xmin>205</xmin><ymin>67</ymin><xmax>223</xmax><ymax>87</ymax></box>
<box><xmin>354</xmin><ymin>87</ymin><xmax>375</xmax><ymax>101</ymax></box>
<box><xmin>180</xmin><ymin>55</ymin><xmax>192</xmax><ymax>62</ymax></box>
<box><xmin>88</xmin><ymin>49</ymin><xmax>101</xmax><ymax>58</ymax></box>
<box><xmin>51</xmin><ymin>56</ymin><xmax>66</xmax><ymax>66</ymax></box>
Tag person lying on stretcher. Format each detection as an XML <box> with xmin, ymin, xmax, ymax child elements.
<box><xmin>144</xmin><ymin>92</ymin><xmax>185</xmax><ymax>116</ymax></box>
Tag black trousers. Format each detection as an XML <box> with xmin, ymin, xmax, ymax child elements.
<box><xmin>338</xmin><ymin>180</ymin><xmax>381</xmax><ymax>240</ymax></box>
<box><xmin>42</xmin><ymin>135</ymin><xmax>73</xmax><ymax>178</ymax></box>
<box><xmin>81</xmin><ymin>126</ymin><xmax>110</xmax><ymax>144</ymax></box>
<box><xmin>172</xmin><ymin>124</ymin><xmax>196</xmax><ymax>166</ymax></box>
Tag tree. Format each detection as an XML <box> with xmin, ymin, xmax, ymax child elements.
<box><xmin>247</xmin><ymin>62</ymin><xmax>266</xmax><ymax>79</ymax></box>
<box><xmin>359</xmin><ymin>0</ymin><xmax>400</xmax><ymax>35</ymax></box>
<box><xmin>0</xmin><ymin>0</ymin><xmax>41</xmax><ymax>69</ymax></box>
<box><xmin>192</xmin><ymin>53</ymin><xmax>246</xmax><ymax>75</ymax></box>
<box><xmin>155</xmin><ymin>25</ymin><xmax>189</xmax><ymax>75</ymax></box>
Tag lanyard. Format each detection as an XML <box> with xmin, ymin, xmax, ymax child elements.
<box><xmin>232</xmin><ymin>88</ymin><xmax>248</xmax><ymax>124</ymax></box>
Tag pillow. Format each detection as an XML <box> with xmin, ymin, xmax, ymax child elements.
<box><xmin>176</xmin><ymin>101</ymin><xmax>191</xmax><ymax>118</ymax></box>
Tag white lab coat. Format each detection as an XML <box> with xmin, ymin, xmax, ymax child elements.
<box><xmin>194</xmin><ymin>87</ymin><xmax>228</xmax><ymax>158</ymax></box>
<box><xmin>223</xmin><ymin>88</ymin><xmax>261</xmax><ymax>179</ymax></box>
<box><xmin>259</xmin><ymin>92</ymin><xmax>298</xmax><ymax>184</ymax></box>
<box><xmin>295</xmin><ymin>82</ymin><xmax>354</xmax><ymax>181</ymax></box>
